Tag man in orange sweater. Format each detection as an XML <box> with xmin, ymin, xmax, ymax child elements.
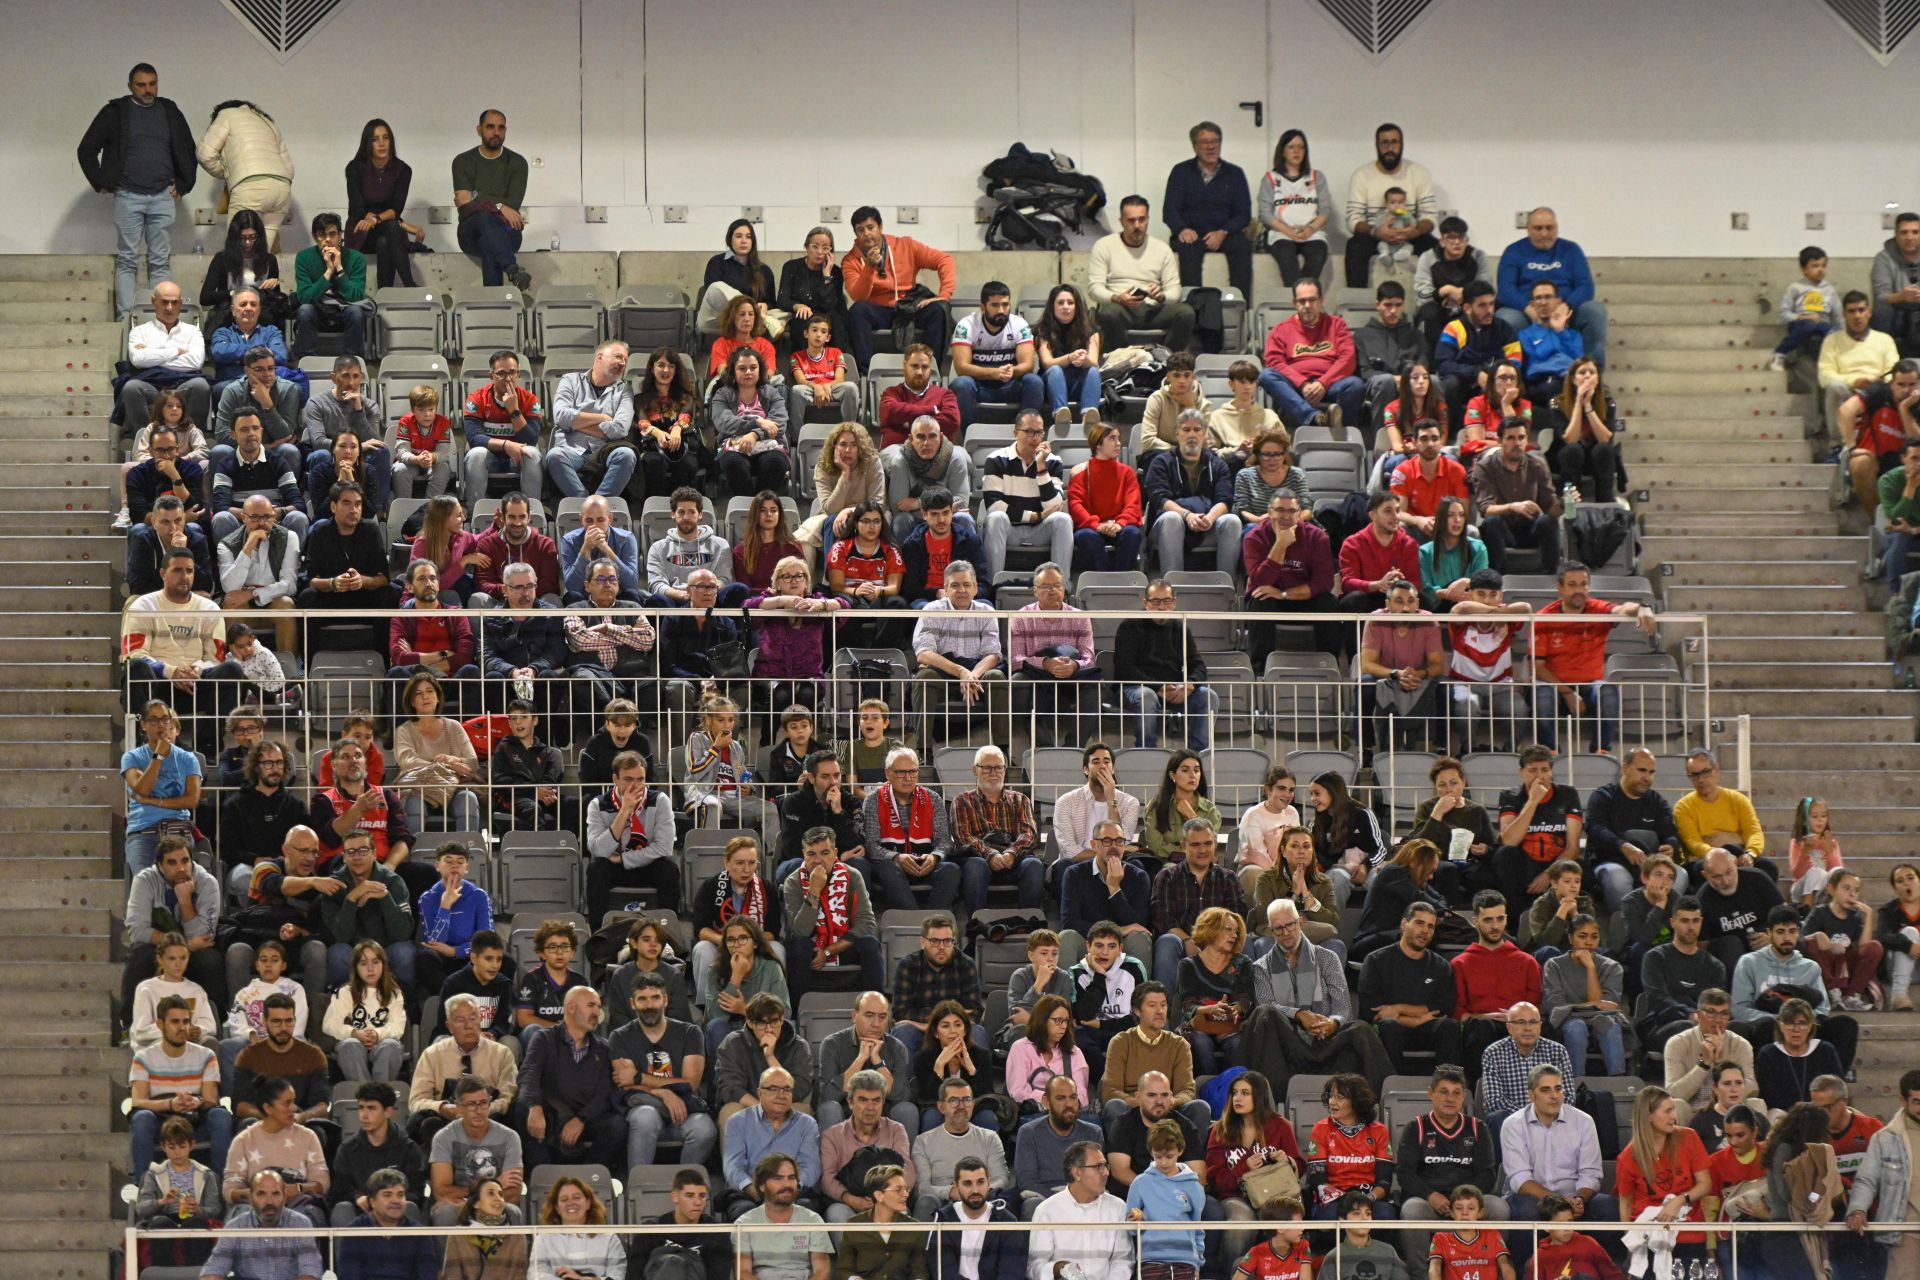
<box><xmin>842</xmin><ymin>206</ymin><xmax>956</xmax><ymax>374</ymax></box>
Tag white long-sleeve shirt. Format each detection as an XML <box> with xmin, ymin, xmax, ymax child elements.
<box><xmin>1087</xmin><ymin>234</ymin><xmax>1182</xmax><ymax>305</ymax></box>
<box><xmin>127</xmin><ymin>318</ymin><xmax>205</xmax><ymax>374</ymax></box>
<box><xmin>129</xmin><ymin>976</ymin><xmax>218</xmax><ymax>1048</ymax></box>
<box><xmin>216</xmin><ymin>529</ymin><xmax>301</xmax><ymax>604</ymax></box>
<box><xmin>1027</xmin><ymin>1189</ymin><xmax>1132</xmax><ymax>1280</ymax></box>
<box><xmin>226</xmin><ymin>977</ymin><xmax>309</xmax><ymax>1040</ymax></box>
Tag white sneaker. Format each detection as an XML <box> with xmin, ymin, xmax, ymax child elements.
<box><xmin>111</xmin><ymin>506</ymin><xmax>131</xmax><ymax>532</ymax></box>
<box><xmin>1768</xmin><ymin>353</ymin><xmax>1788</xmax><ymax>372</ymax></box>
<box><xmin>1842</xmin><ymin>994</ymin><xmax>1872</xmax><ymax>1012</ymax></box>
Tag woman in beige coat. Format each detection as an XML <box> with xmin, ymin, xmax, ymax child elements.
<box><xmin>197</xmin><ymin>100</ymin><xmax>294</xmax><ymax>247</ymax></box>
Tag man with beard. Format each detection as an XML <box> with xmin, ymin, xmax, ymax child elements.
<box><xmin>886</xmin><ymin>423</ymin><xmax>976</xmax><ymax>544</ymax></box>
<box><xmin>1013</xmin><ymin>1075</ymin><xmax>1105</xmax><ymax>1218</ymax></box>
<box><xmin>1390</xmin><ymin>420</ymin><xmax>1470</xmax><ymax>540</ymax></box>
<box><xmin>841</xmin><ymin>205</ymin><xmax>956</xmax><ymax>375</ymax></box>
<box><xmin>781</xmin><ymin>828</ymin><xmax>885</xmax><ymax>1007</ymax></box>
<box><xmin>611</xmin><ymin>971</ymin><xmax>715</xmax><ymax>1170</ymax></box>
<box><xmin>776</xmin><ymin>753</ymin><xmax>867</xmax><ymax>876</ymax></box>
<box><xmin>1143</xmin><ymin>411</ymin><xmax>1240</xmax><ymax>574</ymax></box>
<box><xmin>123</xmin><ymin>549</ymin><xmax>248</xmax><ymax>753</ymax></box>
<box><xmin>316</xmin><ymin>828</ymin><xmax>418</xmax><ymax>990</ymax></box>
<box><xmin>228</xmin><ymin>825</ymin><xmax>333</xmax><ymax>1009</ymax></box>
<box><xmin>453</xmin><ymin>110</ymin><xmax>531</xmax><ymax>290</ymax></box>
<box><xmin>294</xmin><ymin>482</ymin><xmax>396</xmax><ymax>653</ymax></box>
<box><xmin>1088</xmin><ymin>195</ymin><xmax>1195</xmax><ymax>355</ymax></box>
<box><xmin>877</xmin><ymin>343</ymin><xmax>960</xmax><ymax>447</ymax></box>
<box><xmin>1113</xmin><ymin>579</ymin><xmax>1215</xmax><ymax>752</ymax></box>
<box><xmin>1357</xmin><ymin>901</ymin><xmax>1465</xmax><ymax>1076</ymax></box>
<box><xmin>933</xmin><ymin>1156</ymin><xmax>1028</xmax><ymax>1280</ymax></box>
<box><xmin>469</xmin><ymin>491</ymin><xmax>562</xmax><ymax>607</ymax></box>
<box><xmin>899</xmin><ymin>486</ymin><xmax>988</xmax><ymax>607</ymax></box>
<box><xmin>547</xmin><ymin>339</ymin><xmax>638</xmax><ymax>500</ymax></box>
<box><xmin>1470</xmin><ymin>417</ymin><xmax>1561</xmax><ymax>575</ymax></box>
<box><xmin>311</xmin><ymin>737</ymin><xmax>424</xmax><ymax>901</ymax></box>
<box><xmin>1344</xmin><ymin>122</ymin><xmax>1438</xmax><ymax>289</ymax></box>
<box><xmin>233</xmin><ymin>994</ymin><xmax>330</xmax><ymax>1126</ymax></box>
<box><xmin>1249</xmin><ymin>899</ymin><xmax>1393</xmax><ymax>1090</ymax></box>
<box><xmin>950</xmin><ymin>282</ymin><xmax>1043</xmax><ymax>428</ymax></box>
<box><xmin>1450</xmin><ymin>890</ymin><xmax>1544</xmax><ymax>1083</ymax></box>
<box><xmin>200</xmin><ymin>1170</ymin><xmax>322</xmax><ymax>1280</ymax></box>
<box><xmin>219</xmin><ymin>738</ymin><xmax>305</xmax><ymax>895</ymax></box>
<box><xmin>124</xmin><ymin>835</ymin><xmax>225</xmax><ymax>1014</ymax></box>
<box><xmin>78</xmin><ymin>63</ymin><xmax>197</xmax><ymax>319</ymax></box>
<box><xmin>735</xmin><ymin>1153</ymin><xmax>832</xmax><ymax>1274</ymax></box>
<box><xmin>584</xmin><ymin>750</ymin><xmax>676</xmax><ymax>923</ymax></box>
<box><xmin>130</xmin><ymin>996</ymin><xmax>235</xmax><ymax>1181</ymax></box>
<box><xmin>562</xmin><ymin>545</ymin><xmax>655</xmax><ymax>722</ymax></box>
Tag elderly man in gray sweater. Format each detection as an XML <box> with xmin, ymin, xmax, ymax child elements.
<box><xmin>301</xmin><ymin>354</ymin><xmax>387</xmax><ymax>512</ymax></box>
<box><xmin>1245</xmin><ymin>898</ymin><xmax>1393</xmax><ymax>1091</ymax></box>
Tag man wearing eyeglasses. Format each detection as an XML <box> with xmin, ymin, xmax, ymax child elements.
<box><xmin>862</xmin><ymin>747</ymin><xmax>960</xmax><ymax>913</ymax></box>
<box><xmin>952</xmin><ymin>744</ymin><xmax>1045</xmax><ymax>912</ymax></box>
<box><xmin>1242</xmin><ymin>490</ymin><xmax>1339</xmax><ymax>665</ymax></box>
<box><xmin>982</xmin><ymin>409</ymin><xmax>1073</xmax><ymax>580</ymax></box>
<box><xmin>889</xmin><ymin>912</ymin><xmax>984</xmax><ymax>1059</ymax></box>
<box><xmin>460</xmin><ymin>349</ymin><xmax>544</xmax><ymax>505</ymax></box>
<box><xmin>1027</xmin><ymin>1138</ymin><xmax>1131</xmax><ymax>1280</ymax></box>
<box><xmin>428</xmin><ymin>1072</ymin><xmax>525</xmax><ymax>1225</ymax></box>
<box><xmin>1113</xmin><ymin>580</ymin><xmax>1214</xmax><ymax>753</ymax></box>
<box><xmin>1250</xmin><ymin>898</ymin><xmax>1393</xmax><ymax>1091</ymax></box>
<box><xmin>720</xmin><ymin>1066</ymin><xmax>822</xmax><ymax>1220</ymax></box>
<box><xmin>1672</xmin><ymin>750</ymin><xmax>1775</xmax><ymax>888</ymax></box>
<box><xmin>1008</xmin><ymin>562</ymin><xmax>1097</xmax><ymax>748</ymax></box>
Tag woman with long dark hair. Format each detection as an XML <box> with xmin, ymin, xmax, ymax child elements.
<box><xmin>1417</xmin><ymin>494</ymin><xmax>1488</xmax><ymax>612</ymax></box>
<box><xmin>1035</xmin><ymin>283</ymin><xmax>1103</xmax><ymax>421</ymax></box>
<box><xmin>1307</xmin><ymin>771</ymin><xmax>1384</xmax><ymax>908</ymax></box>
<box><xmin>1549</xmin><ymin>357</ymin><xmax>1620</xmax><ymax>503</ymax></box>
<box><xmin>1258</xmin><ymin>130</ymin><xmax>1332</xmax><ymax>288</ymax></box>
<box><xmin>711</xmin><ymin>346</ymin><xmax>791</xmax><ymax>496</ymax></box>
<box><xmin>727</xmin><ymin>490</ymin><xmax>804</xmax><ymax>605</ymax></box>
<box><xmin>344</xmin><ymin>118</ymin><xmax>419</xmax><ymax>288</ymax></box>
<box><xmin>1205</xmin><ymin>1070</ymin><xmax>1302</xmax><ymax>1206</ymax></box>
<box><xmin>700</xmin><ymin>217</ymin><xmax>778</xmax><ymax>336</ymax></box>
<box><xmin>1005</xmin><ymin>993</ymin><xmax>1089</xmax><ymax>1114</ymax></box>
<box><xmin>198</xmin><ymin>208</ymin><xmax>286</xmax><ymax>330</ymax></box>
<box><xmin>1378</xmin><ymin>361</ymin><xmax>1446</xmax><ymax>456</ymax></box>
<box><xmin>634</xmin><ymin>346</ymin><xmax>707</xmax><ymax>496</ymax></box>
<box><xmin>1142</xmin><ymin>749</ymin><xmax>1221</xmax><ymax>872</ymax></box>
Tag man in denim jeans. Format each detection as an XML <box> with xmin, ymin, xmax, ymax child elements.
<box><xmin>1114</xmin><ymin>580</ymin><xmax>1214</xmax><ymax>752</ymax></box>
<box><xmin>78</xmin><ymin>63</ymin><xmax>197</xmax><ymax>318</ymax></box>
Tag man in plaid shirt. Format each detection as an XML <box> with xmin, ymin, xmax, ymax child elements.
<box><xmin>1478</xmin><ymin>1001</ymin><xmax>1573</xmax><ymax>1131</ymax></box>
<box><xmin>201</xmin><ymin>1169</ymin><xmax>323</xmax><ymax>1280</ymax></box>
<box><xmin>1149</xmin><ymin>819</ymin><xmax>1247</xmax><ymax>988</ymax></box>
<box><xmin>950</xmin><ymin>744</ymin><xmax>1045</xmax><ymax>911</ymax></box>
<box><xmin>890</xmin><ymin>911</ymin><xmax>986</xmax><ymax>1059</ymax></box>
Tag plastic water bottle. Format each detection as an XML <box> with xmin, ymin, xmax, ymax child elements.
<box><xmin>1562</xmin><ymin>483</ymin><xmax>1580</xmax><ymax>517</ymax></box>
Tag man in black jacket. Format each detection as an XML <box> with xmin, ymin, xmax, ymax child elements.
<box><xmin>930</xmin><ymin>1156</ymin><xmax>1028</xmax><ymax>1280</ymax></box>
<box><xmin>775</xmin><ymin>750</ymin><xmax>867</xmax><ymax>877</ymax></box>
<box><xmin>489</xmin><ymin>699</ymin><xmax>571</xmax><ymax>833</ymax></box>
<box><xmin>328</xmin><ymin>1082</ymin><xmax>428</xmax><ymax>1226</ymax></box>
<box><xmin>1113</xmin><ymin>580</ymin><xmax>1214</xmax><ymax>752</ymax></box>
<box><xmin>1354</xmin><ymin>281</ymin><xmax>1425</xmax><ymax>432</ymax></box>
<box><xmin>77</xmin><ymin>63</ymin><xmax>197</xmax><ymax>319</ymax></box>
<box><xmin>294</xmin><ymin>482</ymin><xmax>395</xmax><ymax>652</ymax></box>
<box><xmin>126</xmin><ymin>494</ymin><xmax>213</xmax><ymax>598</ymax></box>
<box><xmin>218</xmin><ymin>737</ymin><xmax>306</xmax><ymax>893</ymax></box>
<box><xmin>633</xmin><ymin>1169</ymin><xmax>733</xmax><ymax>1280</ymax></box>
<box><xmin>481</xmin><ymin>563</ymin><xmax>569</xmax><ymax>723</ymax></box>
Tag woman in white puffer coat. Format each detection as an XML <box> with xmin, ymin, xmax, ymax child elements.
<box><xmin>197</xmin><ymin>100</ymin><xmax>294</xmax><ymax>248</ymax></box>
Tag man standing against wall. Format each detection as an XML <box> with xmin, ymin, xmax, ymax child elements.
<box><xmin>78</xmin><ymin>63</ymin><xmax>197</xmax><ymax>319</ymax></box>
<box><xmin>453</xmin><ymin>110</ymin><xmax>530</xmax><ymax>291</ymax></box>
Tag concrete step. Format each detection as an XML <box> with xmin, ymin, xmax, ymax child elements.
<box><xmin>0</xmin><ymin>1103</ymin><xmax>116</xmax><ymax>1136</ymax></box>
<box><xmin>1640</xmin><ymin>535</ymin><xmax>1865</xmax><ymax>564</ymax></box>
<box><xmin>1626</xmin><ymin>415</ymin><xmax>1817</xmax><ymax>441</ymax></box>
<box><xmin>0</xmin><ymin>414</ymin><xmax>117</xmax><ymax>438</ymax></box>
<box><xmin>1611</xmin><ymin>324</ymin><xmax>1777</xmax><ymax>351</ymax></box>
<box><xmin>0</xmin><ymin>438</ymin><xmax>118</xmax><ymax>464</ymax></box>
<box><xmin>1748</xmin><ymin>767</ymin><xmax>1920</xmax><ymax>803</ymax></box>
<box><xmin>1730</xmin><ymin>712</ymin><xmax>1917</xmax><ymax>741</ymax></box>
<box><xmin>1596</xmin><ymin>283</ymin><xmax>1771</xmax><ymax>306</ymax></box>
<box><xmin>1617</xmin><ymin>392</ymin><xmax>1813</xmax><ymax>420</ymax></box>
<box><xmin>1674</xmin><ymin>610</ymin><xmax>1878</xmax><ymax>638</ymax></box>
<box><xmin>0</xmin><ymin>510</ymin><xmax>115</xmax><ymax>536</ymax></box>
<box><xmin>1707</xmin><ymin>636</ymin><xmax>1886</xmax><ymax>664</ymax></box>
<box><xmin>1694</xmin><ymin>688</ymin><xmax>1920</xmax><ymax>716</ymax></box>
<box><xmin>1637</xmin><ymin>513</ymin><xmax>1846</xmax><ymax>538</ymax></box>
<box><xmin>1608</xmin><ymin>346</ymin><xmax>1785</xmax><ymax>372</ymax></box>
<box><xmin>1609</xmin><ymin>370</ymin><xmax>1788</xmax><ymax>396</ymax></box>
<box><xmin>1661</xmin><ymin>560</ymin><xmax>1863</xmax><ymax>587</ymax></box>
<box><xmin>0</xmin><ymin>768</ymin><xmax>122</xmax><ymax>803</ymax></box>
<box><xmin>0</xmin><ymin>1042</ymin><xmax>126</xmax><ymax>1078</ymax></box>
<box><xmin>1630</xmin><ymin>461</ymin><xmax>1825</xmax><ymax>488</ymax></box>
<box><xmin>0</xmin><ymin>534</ymin><xmax>122</xmax><ymax>561</ymax></box>
<box><xmin>0</xmin><ymin>350</ymin><xmax>121</xmax><ymax>375</ymax></box>
<box><xmin>0</xmin><ymin>254</ymin><xmax>114</xmax><ymax>281</ymax></box>
<box><xmin>1823</xmin><ymin>839</ymin><xmax>1920</xmax><ymax>861</ymax></box>
<box><xmin>0</xmin><ymin>370</ymin><xmax>122</xmax><ymax>395</ymax></box>
<box><xmin>1592</xmin><ymin>257</ymin><xmax>1802</xmax><ymax>284</ymax></box>
<box><xmin>0</xmin><ymin>831</ymin><xmax>123</xmax><ymax>860</ymax></box>
<box><xmin>0</xmin><ymin>1158</ymin><xmax>113</xmax><ymax>1191</ymax></box>
<box><xmin>1628</xmin><ymin>439</ymin><xmax>1815</xmax><ymax>465</ymax></box>
<box><xmin>1599</xmin><ymin>302</ymin><xmax>1773</xmax><ymax>326</ymax></box>
<box><xmin>1640</xmin><ymin>484</ymin><xmax>1829</xmax><ymax>514</ymax></box>
<box><xmin>0</xmin><ymin>855</ymin><xmax>115</xmax><ymax>878</ymax></box>
<box><xmin>0</xmin><ymin>638</ymin><xmax>119</xmax><ymax>666</ymax></box>
<box><xmin>0</xmin><ymin>585</ymin><xmax>122</xmax><ymax>611</ymax></box>
<box><xmin>0</xmin><ymin>689</ymin><xmax>120</xmax><ymax>717</ymax></box>
<box><xmin>0</xmin><ymin>1224</ymin><xmax>127</xmax><ymax>1260</ymax></box>
<box><xmin>0</xmin><ymin>562</ymin><xmax>117</xmax><ymax>590</ymax></box>
<box><xmin>0</xmin><ymin>926</ymin><xmax>117</xmax><ymax>967</ymax></box>
<box><xmin>0</xmin><ymin>281</ymin><xmax>111</xmax><ymax>304</ymax></box>
<box><xmin>0</xmin><ymin>322</ymin><xmax>123</xmax><ymax>352</ymax></box>
<box><xmin>1663</xmin><ymin>583</ymin><xmax>1867</xmax><ymax>612</ymax></box>
<box><xmin>0</xmin><ymin>805</ymin><xmax>115</xmax><ymax>834</ymax></box>
<box><xmin>0</xmin><ymin>301</ymin><xmax>114</xmax><ymax>325</ymax></box>
<box><xmin>0</xmin><ymin>1188</ymin><xmax>118</xmax><ymax>1223</ymax></box>
<box><xmin>0</xmin><ymin>882</ymin><xmax>123</xmax><ymax>912</ymax></box>
<box><xmin>0</xmin><ymin>713</ymin><xmax>120</xmax><ymax>742</ymax></box>
<box><xmin>0</xmin><ymin>394</ymin><xmax>115</xmax><ymax>417</ymax></box>
<box><xmin>1708</xmin><ymin>660</ymin><xmax>1892</xmax><ymax>690</ymax></box>
<box><xmin>1739</xmin><ymin>740</ymin><xmax>1920</xmax><ymax>770</ymax></box>
<box><xmin>3</xmin><ymin>462</ymin><xmax>125</xmax><ymax>486</ymax></box>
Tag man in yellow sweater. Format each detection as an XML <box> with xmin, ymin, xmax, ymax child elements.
<box><xmin>1817</xmin><ymin>292</ymin><xmax>1898</xmax><ymax>457</ymax></box>
<box><xmin>1097</xmin><ymin>982</ymin><xmax>1209</xmax><ymax>1129</ymax></box>
<box><xmin>1672</xmin><ymin>748</ymin><xmax>1776</xmax><ymax>885</ymax></box>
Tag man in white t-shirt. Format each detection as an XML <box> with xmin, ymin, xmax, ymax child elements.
<box><xmin>950</xmin><ymin>281</ymin><xmax>1043</xmax><ymax>429</ymax></box>
<box><xmin>1445</xmin><ymin>568</ymin><xmax>1535</xmax><ymax>750</ymax></box>
<box><xmin>1343</xmin><ymin>122</ymin><xmax>1438</xmax><ymax>289</ymax></box>
<box><xmin>123</xmin><ymin>546</ymin><xmax>248</xmax><ymax>754</ymax></box>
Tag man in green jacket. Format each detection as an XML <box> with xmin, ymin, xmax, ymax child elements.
<box><xmin>320</xmin><ymin>829</ymin><xmax>417</xmax><ymax>991</ymax></box>
<box><xmin>1877</xmin><ymin>436</ymin><xmax>1920</xmax><ymax>588</ymax></box>
<box><xmin>293</xmin><ymin>211</ymin><xmax>371</xmax><ymax>358</ymax></box>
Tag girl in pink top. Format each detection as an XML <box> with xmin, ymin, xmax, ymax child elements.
<box><xmin>408</xmin><ymin>494</ymin><xmax>483</xmax><ymax>603</ymax></box>
<box><xmin>1787</xmin><ymin>796</ymin><xmax>1842</xmax><ymax>905</ymax></box>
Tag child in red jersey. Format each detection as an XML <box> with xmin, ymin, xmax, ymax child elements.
<box><xmin>1306</xmin><ymin>1075</ymin><xmax>1397</xmax><ymax>1219</ymax></box>
<box><xmin>1233</xmin><ymin>1196</ymin><xmax>1313</xmax><ymax>1280</ymax></box>
<box><xmin>1427</xmin><ymin>1185</ymin><xmax>1511</xmax><ymax>1280</ymax></box>
<box><xmin>1522</xmin><ymin>1194</ymin><xmax>1622</xmax><ymax>1280</ymax></box>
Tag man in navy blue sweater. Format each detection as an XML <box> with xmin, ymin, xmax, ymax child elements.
<box><xmin>1496</xmin><ymin>208</ymin><xmax>1609</xmax><ymax>367</ymax></box>
<box><xmin>1162</xmin><ymin>122</ymin><xmax>1253</xmax><ymax>296</ymax></box>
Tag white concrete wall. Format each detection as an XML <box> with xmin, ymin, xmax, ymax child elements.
<box><xmin>13</xmin><ymin>0</ymin><xmax>1918</xmax><ymax>261</ymax></box>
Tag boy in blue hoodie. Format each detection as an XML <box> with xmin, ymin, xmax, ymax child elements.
<box><xmin>1125</xmin><ymin>1119</ymin><xmax>1207</xmax><ymax>1278</ymax></box>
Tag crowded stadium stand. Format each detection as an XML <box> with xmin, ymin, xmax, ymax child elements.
<box><xmin>8</xmin><ymin>6</ymin><xmax>1920</xmax><ymax>1279</ymax></box>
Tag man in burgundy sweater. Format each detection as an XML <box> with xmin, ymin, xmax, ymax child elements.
<box><xmin>468</xmin><ymin>491</ymin><xmax>561</xmax><ymax>607</ymax></box>
<box><xmin>1243</xmin><ymin>490</ymin><xmax>1338</xmax><ymax>665</ymax></box>
<box><xmin>1450</xmin><ymin>890</ymin><xmax>1543</xmax><ymax>1083</ymax></box>
<box><xmin>1257</xmin><ymin>278</ymin><xmax>1365</xmax><ymax>429</ymax></box>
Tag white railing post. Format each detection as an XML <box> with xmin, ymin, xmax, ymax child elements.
<box><xmin>1734</xmin><ymin>713</ymin><xmax>1752</xmax><ymax>793</ymax></box>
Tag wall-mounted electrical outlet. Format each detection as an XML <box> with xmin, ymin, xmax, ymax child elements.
<box><xmin>741</xmin><ymin>206</ymin><xmax>763</xmax><ymax>222</ymax></box>
<box><xmin>1514</xmin><ymin>211</ymin><xmax>1527</xmax><ymax>229</ymax></box>
<box><xmin>1730</xmin><ymin>212</ymin><xmax>1750</xmax><ymax>231</ymax></box>
<box><xmin>429</xmin><ymin>206</ymin><xmax>453</xmax><ymax>224</ymax></box>
<box><xmin>820</xmin><ymin>206</ymin><xmax>841</xmax><ymax>224</ymax></box>
<box><xmin>1806</xmin><ymin>212</ymin><xmax>1826</xmax><ymax>231</ymax></box>
<box><xmin>1887</xmin><ymin>210</ymin><xmax>1901</xmax><ymax>231</ymax></box>
<box><xmin>193</xmin><ymin>208</ymin><xmax>219</xmax><ymax>226</ymax></box>
<box><xmin>975</xmin><ymin>206</ymin><xmax>992</xmax><ymax>224</ymax></box>
<box><xmin>897</xmin><ymin>206</ymin><xmax>919</xmax><ymax>225</ymax></box>
<box><xmin>664</xmin><ymin>206</ymin><xmax>688</xmax><ymax>224</ymax></box>
<box><xmin>584</xmin><ymin>206</ymin><xmax>608</xmax><ymax>224</ymax></box>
